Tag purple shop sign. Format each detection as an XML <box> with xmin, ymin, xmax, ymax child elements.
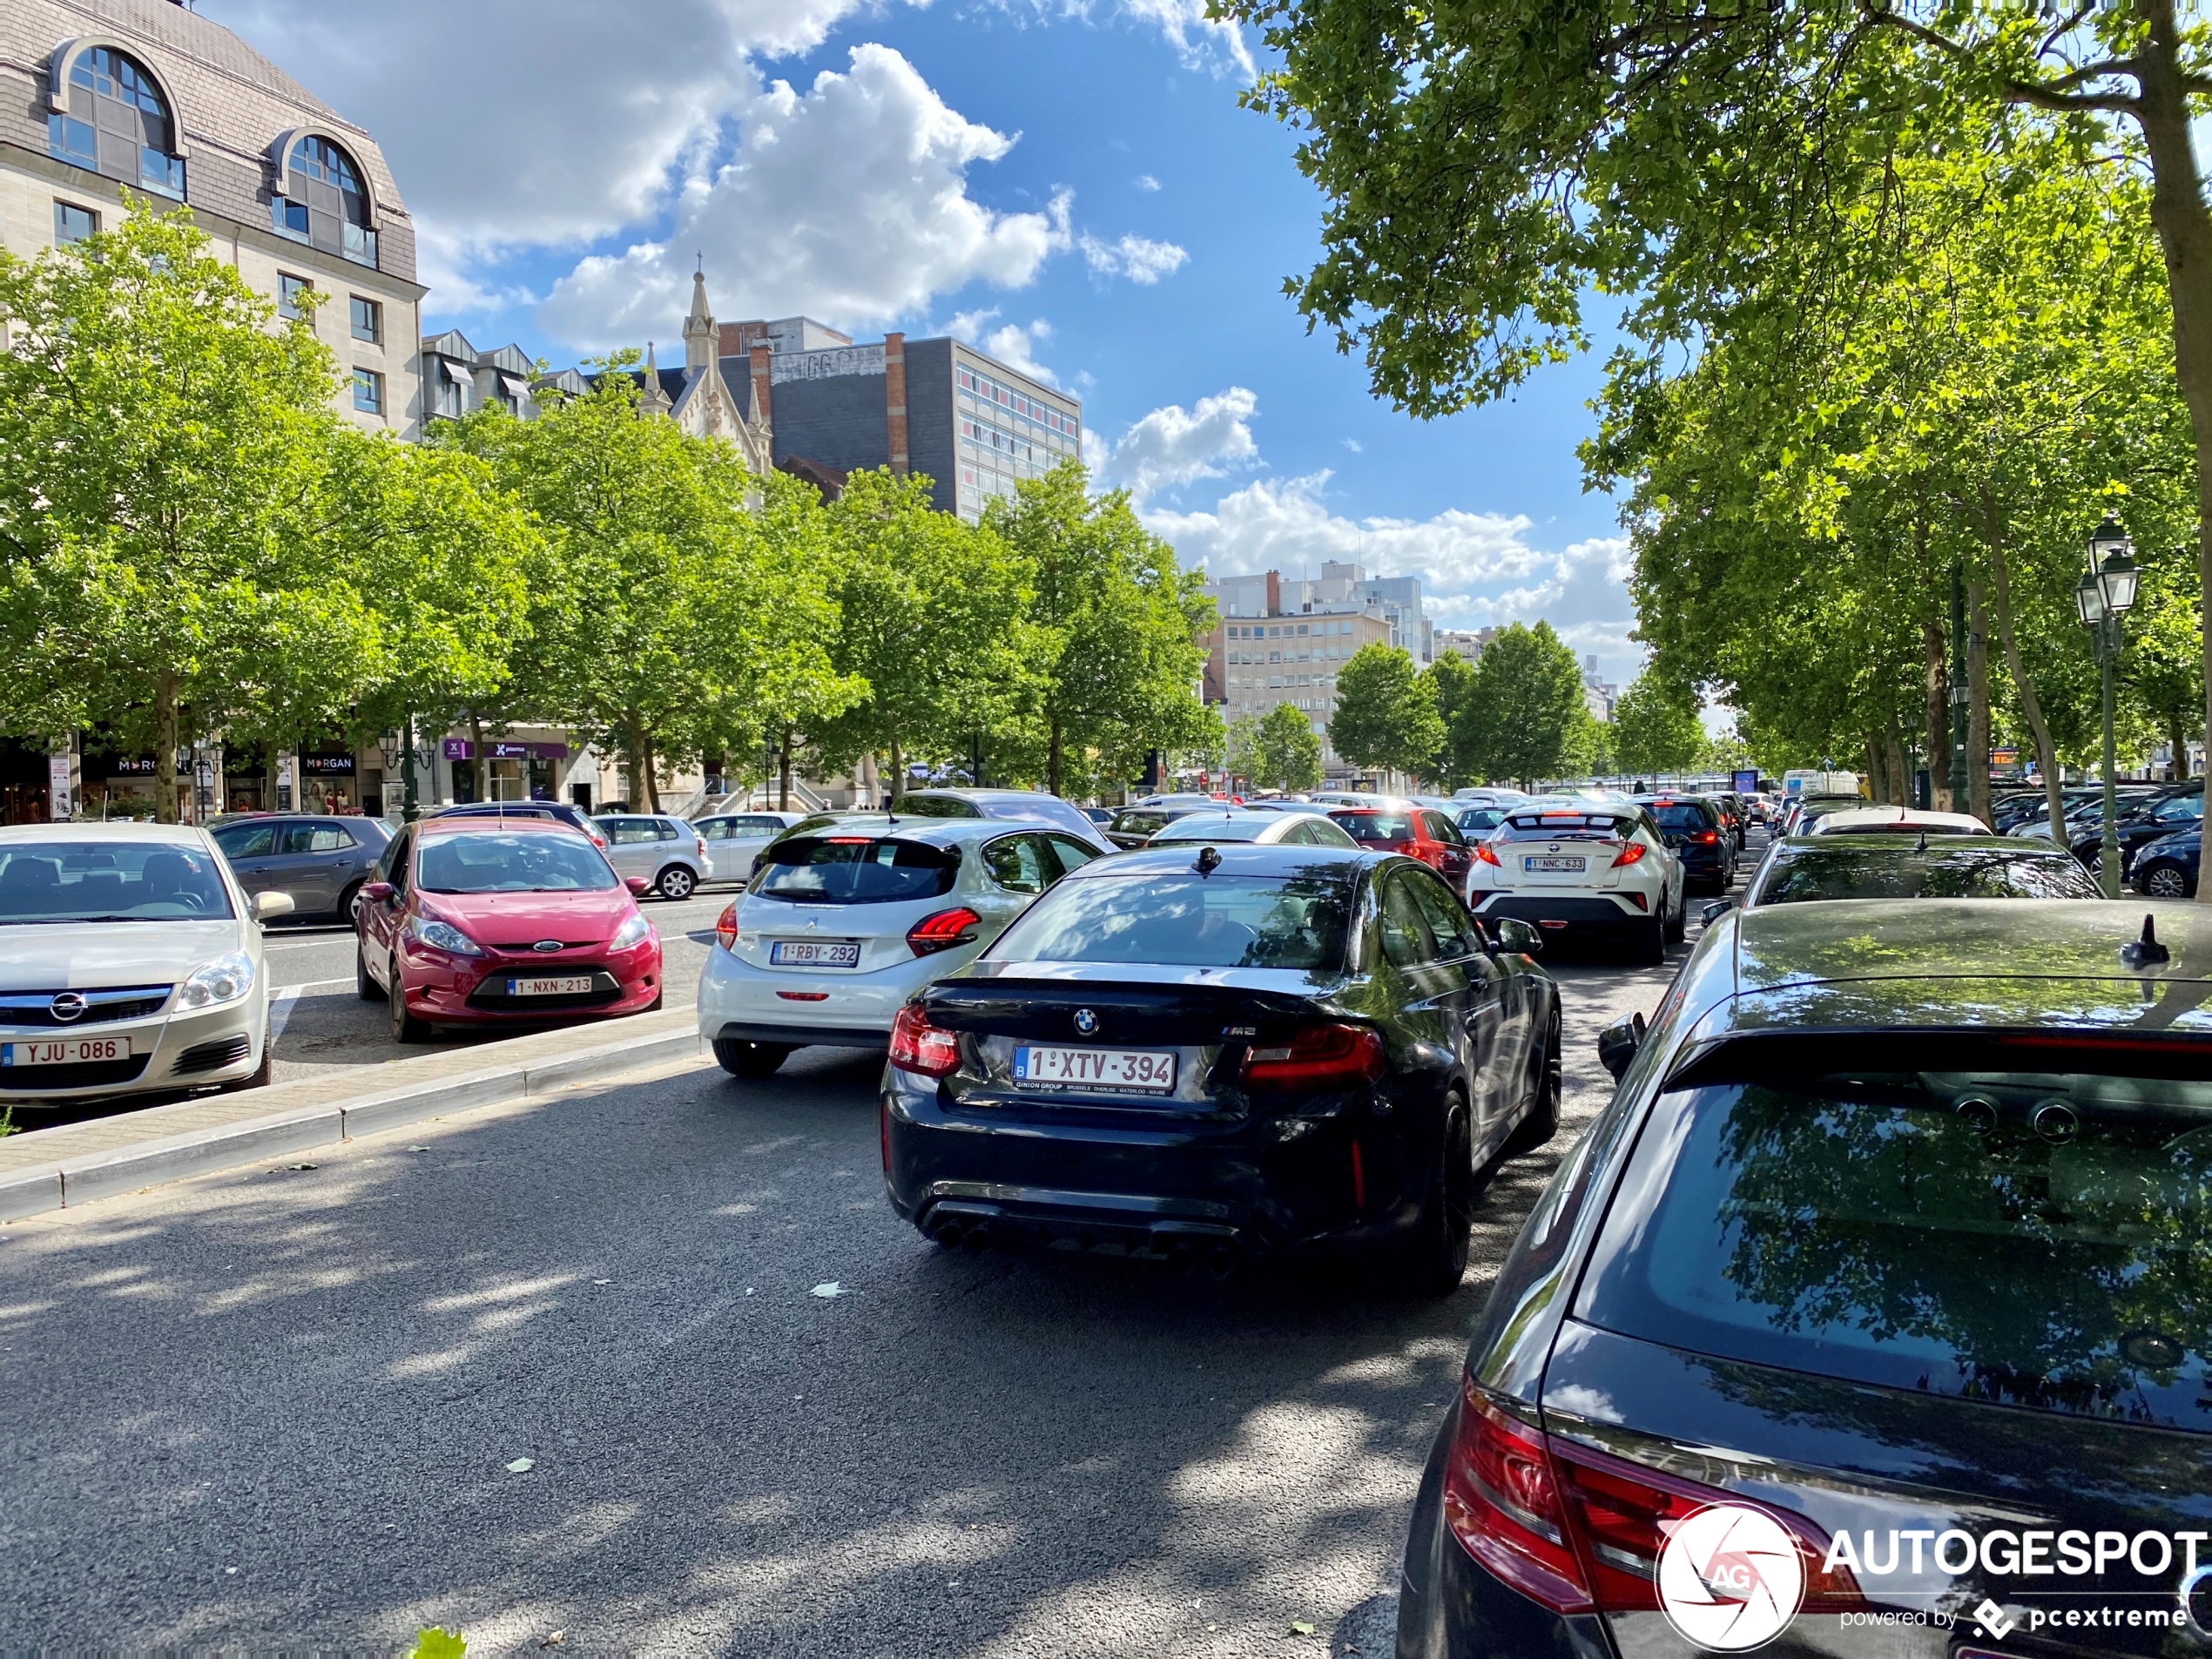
<box><xmin>442</xmin><ymin>738</ymin><xmax>473</xmax><ymax>759</ymax></box>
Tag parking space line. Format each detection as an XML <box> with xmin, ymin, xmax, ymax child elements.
<box><xmin>269</xmin><ymin>977</ymin><xmax>354</xmax><ymax>1041</ymax></box>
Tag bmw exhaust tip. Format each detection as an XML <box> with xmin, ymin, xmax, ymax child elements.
<box><xmin>1202</xmin><ymin>1244</ymin><xmax>1238</xmax><ymax>1283</ymax></box>
<box><xmin>934</xmin><ymin>1219</ymin><xmax>967</xmax><ymax>1251</ymax></box>
<box><xmin>1163</xmin><ymin>1240</ymin><xmax>1197</xmax><ymax>1275</ymax></box>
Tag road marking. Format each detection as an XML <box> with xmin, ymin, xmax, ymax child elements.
<box><xmin>269</xmin><ymin>978</ymin><xmax>354</xmax><ymax>1040</ymax></box>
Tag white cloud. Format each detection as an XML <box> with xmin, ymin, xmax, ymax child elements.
<box><xmin>1113</xmin><ymin>0</ymin><xmax>1257</xmax><ymax>77</ymax></box>
<box><xmin>1136</xmin><ymin>173</ymin><xmax>1163</xmax><ymax>192</ymax></box>
<box><xmin>1078</xmin><ymin>232</ymin><xmax>1190</xmax><ymax>284</ymax></box>
<box><xmin>947</xmin><ymin>311</ymin><xmax>1062</xmax><ymax>386</ymax></box>
<box><xmin>540</xmin><ymin>47</ymin><xmax>1073</xmax><ymax>346</ymax></box>
<box><xmin>1100</xmin><ymin>388</ymin><xmax>1259</xmax><ymax>503</ymax></box>
<box><xmin>1342</xmin><ymin>438</ymin><xmax>1363</xmax><ymax>453</ymax></box>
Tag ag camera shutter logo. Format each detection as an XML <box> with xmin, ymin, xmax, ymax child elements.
<box><xmin>1656</xmin><ymin>1503</ymin><xmax>1805</xmax><ymax>1651</ymax></box>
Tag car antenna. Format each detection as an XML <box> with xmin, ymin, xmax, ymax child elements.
<box><xmin>1196</xmin><ymin>846</ymin><xmax>1221</xmax><ymax>875</ymax></box>
<box><xmin>1916</xmin><ymin>830</ymin><xmax>1928</xmax><ymax>854</ymax></box>
<box><xmin>2122</xmin><ymin>913</ymin><xmax>2171</xmax><ymax>968</ymax></box>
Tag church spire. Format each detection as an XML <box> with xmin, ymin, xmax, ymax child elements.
<box><xmin>684</xmin><ymin>261</ymin><xmax>717</xmax><ymax>375</ymax></box>
<box><xmin>639</xmin><ymin>340</ymin><xmax>672</xmax><ymax>415</ymax></box>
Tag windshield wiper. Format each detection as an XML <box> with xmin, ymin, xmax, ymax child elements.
<box><xmin>0</xmin><ymin>913</ymin><xmax>180</xmax><ymax>925</ymax></box>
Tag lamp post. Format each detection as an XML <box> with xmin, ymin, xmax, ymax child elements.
<box><xmin>2074</xmin><ymin>517</ymin><xmax>2140</xmax><ymax>898</ymax></box>
<box><xmin>1948</xmin><ymin>563</ymin><xmax>1970</xmax><ymax>812</ymax></box>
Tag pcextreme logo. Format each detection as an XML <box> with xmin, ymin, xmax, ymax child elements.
<box><xmin>1656</xmin><ymin>1503</ymin><xmax>1806</xmax><ymax>1652</ymax></box>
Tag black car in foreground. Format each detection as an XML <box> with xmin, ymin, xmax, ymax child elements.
<box><xmin>1735</xmin><ymin>831</ymin><xmax>2105</xmax><ymax>910</ymax></box>
<box><xmin>880</xmin><ymin>842</ymin><xmax>1561</xmax><ymax>1292</ymax></box>
<box><xmin>1398</xmin><ymin>898</ymin><xmax>2212</xmax><ymax>1658</ymax></box>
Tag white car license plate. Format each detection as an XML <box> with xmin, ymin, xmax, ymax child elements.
<box><xmin>1014</xmin><ymin>1044</ymin><xmax>1177</xmax><ymax>1093</ymax></box>
<box><xmin>770</xmin><ymin>941</ymin><xmax>861</xmax><ymax>968</ymax></box>
<box><xmin>1524</xmin><ymin>855</ymin><xmax>1587</xmax><ymax>873</ymax></box>
<box><xmin>3</xmin><ymin>1036</ymin><xmax>132</xmax><ymax>1066</ymax></box>
<box><xmin>506</xmin><ymin>976</ymin><xmax>596</xmax><ymax>996</ymax></box>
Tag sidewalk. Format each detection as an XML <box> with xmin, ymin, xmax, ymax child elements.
<box><xmin>0</xmin><ymin>1010</ymin><xmax>708</xmax><ymax>1222</ymax></box>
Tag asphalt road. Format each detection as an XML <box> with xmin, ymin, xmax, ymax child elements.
<box><xmin>0</xmin><ymin>843</ymin><xmax>1755</xmax><ymax>1654</ymax></box>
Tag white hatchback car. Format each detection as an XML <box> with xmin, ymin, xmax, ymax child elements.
<box><xmin>1463</xmin><ymin>799</ymin><xmax>1685</xmax><ymax>963</ymax></box>
<box><xmin>690</xmin><ymin>810</ymin><xmax>806</xmax><ymax>886</ymax></box>
<box><xmin>593</xmin><ymin>813</ymin><xmax>711</xmax><ymax>900</ymax></box>
<box><xmin>697</xmin><ymin>819</ymin><xmax>1103</xmax><ymax>1077</ymax></box>
<box><xmin>0</xmin><ymin>823</ymin><xmax>293</xmax><ymax>1105</ymax></box>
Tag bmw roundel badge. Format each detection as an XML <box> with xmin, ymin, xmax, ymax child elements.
<box><xmin>1073</xmin><ymin>1008</ymin><xmax>1099</xmax><ymax>1036</ymax></box>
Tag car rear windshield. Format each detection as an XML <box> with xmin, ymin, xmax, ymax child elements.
<box><xmin>1756</xmin><ymin>845</ymin><xmax>2101</xmax><ymax>903</ymax></box>
<box><xmin>893</xmin><ymin>794</ymin><xmax>982</xmax><ymax>819</ymax></box>
<box><xmin>0</xmin><ymin>842</ymin><xmax>233</xmax><ymax>922</ymax></box>
<box><xmin>991</xmin><ymin>872</ymin><xmax>1352</xmax><ymax>970</ymax></box>
<box><xmin>752</xmin><ymin>837</ymin><xmax>959</xmax><ymax>904</ymax></box>
<box><xmin>1329</xmin><ymin>812</ymin><xmax>1413</xmax><ymax>843</ymax></box>
<box><xmin>1499</xmin><ymin>812</ymin><xmax>1633</xmax><ymax>840</ymax></box>
<box><xmin>1109</xmin><ymin>811</ymin><xmax>1176</xmax><ymax>837</ymax></box>
<box><xmin>1642</xmin><ymin>802</ymin><xmax>1715</xmax><ymax>831</ymax></box>
<box><xmin>418</xmin><ymin>832</ymin><xmax>617</xmax><ymax>894</ymax></box>
<box><xmin>1580</xmin><ymin>1062</ymin><xmax>2212</xmax><ymax>1427</ymax></box>
<box><xmin>1151</xmin><ymin>817</ymin><xmax>1267</xmax><ymax>842</ymax></box>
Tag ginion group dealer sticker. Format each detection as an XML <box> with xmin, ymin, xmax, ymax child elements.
<box><xmin>1656</xmin><ymin>1503</ymin><xmax>1807</xmax><ymax>1651</ymax></box>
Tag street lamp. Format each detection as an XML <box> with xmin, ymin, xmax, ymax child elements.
<box><xmin>2076</xmin><ymin>516</ymin><xmax>2138</xmax><ymax>897</ymax></box>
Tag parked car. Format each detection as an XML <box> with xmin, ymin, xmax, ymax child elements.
<box><xmin>1078</xmin><ymin>806</ymin><xmax>1116</xmax><ymax>827</ymax></box>
<box><xmin>1802</xmin><ymin>805</ymin><xmax>1986</xmax><ymax>836</ymax></box>
<box><xmin>0</xmin><ymin>823</ymin><xmax>293</xmax><ymax>1104</ymax></box>
<box><xmin>2067</xmin><ymin>780</ymin><xmax>2204</xmax><ymax>878</ymax></box>
<box><xmin>593</xmin><ymin>813</ymin><xmax>711</xmax><ymax>900</ymax></box>
<box><xmin>1103</xmin><ymin>805</ymin><xmax>1213</xmax><ymax>850</ymax></box>
<box><xmin>2131</xmin><ymin>824</ymin><xmax>2202</xmax><ymax>898</ymax></box>
<box><xmin>698</xmin><ymin>819</ymin><xmax>1102</xmax><ymax>1078</ymax></box>
<box><xmin>1629</xmin><ymin>795</ymin><xmax>1734</xmax><ymax>893</ymax></box>
<box><xmin>881</xmin><ymin>841</ymin><xmax>1561</xmax><ymax>1291</ymax></box>
<box><xmin>2014</xmin><ymin>785</ymin><xmax>2161</xmax><ymax>840</ymax></box>
<box><xmin>1146</xmin><ymin>808</ymin><xmax>1360</xmax><ymax>847</ymax></box>
<box><xmin>1465</xmin><ymin>801</ymin><xmax>1685</xmax><ymax>962</ymax></box>
<box><xmin>1452</xmin><ymin>804</ymin><xmax>1511</xmax><ymax>842</ymax></box>
<box><xmin>690</xmin><ymin>810</ymin><xmax>806</xmax><ymax>886</ymax></box>
<box><xmin>355</xmin><ymin>817</ymin><xmax>662</xmax><ymax>1043</ymax></box>
<box><xmin>211</xmin><ymin>813</ymin><xmax>392</xmax><ymax>921</ymax></box>
<box><xmin>891</xmin><ymin>789</ymin><xmax>1115</xmax><ymax>853</ymax></box>
<box><xmin>1734</xmin><ymin>831</ymin><xmax>2103</xmax><ymax>910</ymax></box>
<box><xmin>1395</xmin><ymin>896</ymin><xmax>2212</xmax><ymax>1659</ymax></box>
<box><xmin>1325</xmin><ymin>803</ymin><xmax>1475</xmax><ymax>893</ymax></box>
<box><xmin>435</xmin><ymin>799</ymin><xmax>610</xmax><ymax>850</ymax></box>
<box><xmin>1781</xmin><ymin>792</ymin><xmax>1866</xmax><ymax>835</ymax></box>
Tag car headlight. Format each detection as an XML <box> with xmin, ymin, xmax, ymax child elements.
<box><xmin>406</xmin><ymin>914</ymin><xmax>485</xmax><ymax>957</ymax></box>
<box><xmin>610</xmin><ymin>913</ymin><xmax>653</xmax><ymax>952</ymax></box>
<box><xmin>178</xmin><ymin>950</ymin><xmax>255</xmax><ymax>1011</ymax></box>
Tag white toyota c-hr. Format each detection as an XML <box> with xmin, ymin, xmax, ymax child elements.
<box><xmin>1464</xmin><ymin>799</ymin><xmax>1685</xmax><ymax>963</ymax></box>
<box><xmin>697</xmin><ymin>817</ymin><xmax>1105</xmax><ymax>1078</ymax></box>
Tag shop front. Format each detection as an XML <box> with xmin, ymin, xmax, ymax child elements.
<box><xmin>443</xmin><ymin>737</ymin><xmax>571</xmax><ymax>804</ymax></box>
<box><xmin>300</xmin><ymin>750</ymin><xmax>361</xmax><ymax>813</ymax></box>
<box><xmin>0</xmin><ymin>738</ymin><xmax>55</xmax><ymax>825</ymax></box>
<box><xmin>78</xmin><ymin>745</ymin><xmax>163</xmax><ymax>819</ymax></box>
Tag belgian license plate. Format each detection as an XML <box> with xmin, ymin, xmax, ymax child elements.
<box><xmin>3</xmin><ymin>1036</ymin><xmax>132</xmax><ymax>1066</ymax></box>
<box><xmin>506</xmin><ymin>976</ymin><xmax>594</xmax><ymax>996</ymax></box>
<box><xmin>1525</xmin><ymin>855</ymin><xmax>1586</xmax><ymax>873</ymax></box>
<box><xmin>770</xmin><ymin>941</ymin><xmax>861</xmax><ymax>968</ymax></box>
<box><xmin>1014</xmin><ymin>1044</ymin><xmax>1177</xmax><ymax>1093</ymax></box>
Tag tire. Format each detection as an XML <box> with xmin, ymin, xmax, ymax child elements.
<box><xmin>339</xmin><ymin>879</ymin><xmax>366</xmax><ymax>924</ymax></box>
<box><xmin>656</xmin><ymin>864</ymin><xmax>697</xmax><ymax>901</ymax></box>
<box><xmin>1636</xmin><ymin>907</ymin><xmax>1667</xmax><ymax>965</ymax></box>
<box><xmin>356</xmin><ymin>941</ymin><xmax>381</xmax><ymax>1002</ymax></box>
<box><xmin>1401</xmin><ymin>1099</ymin><xmax>1475</xmax><ymax>1298</ymax></box>
<box><xmin>713</xmin><ymin>1037</ymin><xmax>792</xmax><ymax>1079</ymax></box>
<box><xmin>1504</xmin><ymin>1005</ymin><xmax>1562</xmax><ymax>1157</ymax></box>
<box><xmin>2142</xmin><ymin>861</ymin><xmax>2195</xmax><ymax>899</ymax></box>
<box><xmin>388</xmin><ymin>958</ymin><xmax>432</xmax><ymax>1044</ymax></box>
<box><xmin>645</xmin><ymin>986</ymin><xmax>664</xmax><ymax>1013</ymax></box>
<box><xmin>225</xmin><ymin>1036</ymin><xmax>273</xmax><ymax>1092</ymax></box>
<box><xmin>1665</xmin><ymin>893</ymin><xmax>1686</xmax><ymax>943</ymax></box>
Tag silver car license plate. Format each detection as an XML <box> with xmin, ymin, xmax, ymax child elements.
<box><xmin>1014</xmin><ymin>1044</ymin><xmax>1177</xmax><ymax>1093</ymax></box>
<box><xmin>2</xmin><ymin>1035</ymin><xmax>133</xmax><ymax>1066</ymax></box>
<box><xmin>770</xmin><ymin>941</ymin><xmax>861</xmax><ymax>968</ymax></box>
<box><xmin>1524</xmin><ymin>855</ymin><xmax>1586</xmax><ymax>873</ymax></box>
<box><xmin>506</xmin><ymin>976</ymin><xmax>595</xmax><ymax>996</ymax></box>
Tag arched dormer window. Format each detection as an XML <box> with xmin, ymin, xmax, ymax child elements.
<box><xmin>272</xmin><ymin>132</ymin><xmax>377</xmax><ymax>268</ymax></box>
<box><xmin>48</xmin><ymin>44</ymin><xmax>185</xmax><ymax>199</ymax></box>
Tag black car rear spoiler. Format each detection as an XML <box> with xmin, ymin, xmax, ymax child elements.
<box><xmin>1664</xmin><ymin>1027</ymin><xmax>2212</xmax><ymax>1089</ymax></box>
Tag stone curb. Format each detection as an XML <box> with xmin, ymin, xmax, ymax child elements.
<box><xmin>0</xmin><ymin>1027</ymin><xmax>708</xmax><ymax>1224</ymax></box>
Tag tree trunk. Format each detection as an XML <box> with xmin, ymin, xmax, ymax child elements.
<box><xmin>1922</xmin><ymin>618</ymin><xmax>1951</xmax><ymax>813</ymax></box>
<box><xmin>1863</xmin><ymin>735</ymin><xmax>1887</xmax><ymax>805</ymax></box>
<box><xmin>887</xmin><ymin>737</ymin><xmax>905</xmax><ymax>806</ymax></box>
<box><xmin>624</xmin><ymin>718</ymin><xmax>644</xmax><ymax>812</ymax></box>
<box><xmin>2132</xmin><ymin>0</ymin><xmax>2212</xmax><ymax>898</ymax></box>
<box><xmin>643</xmin><ymin>734</ymin><xmax>663</xmax><ymax>813</ymax></box>
<box><xmin>1967</xmin><ymin>579</ymin><xmax>1992</xmax><ymax>826</ymax></box>
<box><xmin>2171</xmin><ymin>710</ymin><xmax>2191</xmax><ymax>781</ymax></box>
<box><xmin>154</xmin><ymin>668</ymin><xmax>179</xmax><ymax>826</ymax></box>
<box><xmin>1986</xmin><ymin>534</ymin><xmax>2068</xmax><ymax>842</ymax></box>
<box><xmin>779</xmin><ymin>724</ymin><xmax>792</xmax><ymax>812</ymax></box>
<box><xmin>1047</xmin><ymin>718</ymin><xmax>1064</xmax><ymax>798</ymax></box>
<box><xmin>469</xmin><ymin>712</ymin><xmax>489</xmax><ymax>802</ymax></box>
<box><xmin>1885</xmin><ymin>711</ymin><xmax>1910</xmax><ymax>808</ymax></box>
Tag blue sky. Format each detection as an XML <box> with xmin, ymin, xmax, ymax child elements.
<box><xmin>203</xmin><ymin>0</ymin><xmax>1642</xmax><ymax>684</ymax></box>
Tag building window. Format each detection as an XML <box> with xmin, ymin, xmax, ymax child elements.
<box><xmin>49</xmin><ymin>47</ymin><xmax>185</xmax><ymax>199</ymax></box>
<box><xmin>352</xmin><ymin>368</ymin><xmax>383</xmax><ymax>415</ymax></box>
<box><xmin>53</xmin><ymin>200</ymin><xmax>98</xmax><ymax>244</ymax></box>
<box><xmin>431</xmin><ymin>358</ymin><xmax>469</xmax><ymax>418</ymax></box>
<box><xmin>278</xmin><ymin>273</ymin><xmax>310</xmax><ymax>320</ymax></box>
<box><xmin>348</xmin><ymin>295</ymin><xmax>381</xmax><ymax>343</ymax></box>
<box><xmin>273</xmin><ymin>135</ymin><xmax>377</xmax><ymax>268</ymax></box>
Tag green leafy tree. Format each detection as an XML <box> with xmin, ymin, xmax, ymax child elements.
<box><xmin>0</xmin><ymin>199</ymin><xmax>364</xmax><ymax>820</ymax></box>
<box><xmin>1420</xmin><ymin>650</ymin><xmax>1483</xmax><ymax>788</ymax></box>
<box><xmin>1458</xmin><ymin>623</ymin><xmax>1586</xmax><ymax>788</ymax></box>
<box><xmin>1224</xmin><ymin>713</ymin><xmax>1264</xmax><ymax>790</ymax></box>
<box><xmin>1327</xmin><ymin>644</ymin><xmax>1444</xmax><ymax>783</ymax></box>
<box><xmin>1609</xmin><ymin>670</ymin><xmax>1708</xmax><ymax>782</ymax></box>
<box><xmin>1252</xmin><ymin>701</ymin><xmax>1325</xmax><ymax>792</ymax></box>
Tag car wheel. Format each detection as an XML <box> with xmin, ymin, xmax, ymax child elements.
<box><xmin>339</xmin><ymin>879</ymin><xmax>366</xmax><ymax>924</ymax></box>
<box><xmin>1401</xmin><ymin>1098</ymin><xmax>1475</xmax><ymax>1298</ymax></box>
<box><xmin>713</xmin><ymin>1037</ymin><xmax>792</xmax><ymax>1079</ymax></box>
<box><xmin>356</xmin><ymin>941</ymin><xmax>382</xmax><ymax>1002</ymax></box>
<box><xmin>1504</xmin><ymin>1006</ymin><xmax>1562</xmax><ymax>1156</ymax></box>
<box><xmin>1638</xmin><ymin>906</ymin><xmax>1667</xmax><ymax>965</ymax></box>
<box><xmin>388</xmin><ymin>958</ymin><xmax>432</xmax><ymax>1044</ymax></box>
<box><xmin>656</xmin><ymin>865</ymin><xmax>697</xmax><ymax>901</ymax></box>
<box><xmin>1664</xmin><ymin>894</ymin><xmax>1686</xmax><ymax>943</ymax></box>
<box><xmin>2143</xmin><ymin>862</ymin><xmax>2194</xmax><ymax>899</ymax></box>
<box><xmin>225</xmin><ymin>1038</ymin><xmax>274</xmax><ymax>1091</ymax></box>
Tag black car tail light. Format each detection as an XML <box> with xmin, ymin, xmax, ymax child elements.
<box><xmin>1443</xmin><ymin>1372</ymin><xmax>1865</xmax><ymax>1618</ymax></box>
<box><xmin>1242</xmin><ymin>1023</ymin><xmax>1385</xmax><ymax>1090</ymax></box>
<box><xmin>889</xmin><ymin>1004</ymin><xmax>960</xmax><ymax>1077</ymax></box>
<box><xmin>907</xmin><ymin>906</ymin><xmax>982</xmax><ymax>957</ymax></box>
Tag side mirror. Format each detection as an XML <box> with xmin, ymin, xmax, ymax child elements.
<box><xmin>252</xmin><ymin>890</ymin><xmax>296</xmax><ymax>921</ymax></box>
<box><xmin>359</xmin><ymin>881</ymin><xmax>395</xmax><ymax>907</ymax></box>
<box><xmin>626</xmin><ymin>876</ymin><xmax>651</xmax><ymax>895</ymax></box>
<box><xmin>1701</xmin><ymin>897</ymin><xmax>1739</xmax><ymax>927</ymax></box>
<box><xmin>1493</xmin><ymin>917</ymin><xmax>1542</xmax><ymax>956</ymax></box>
<box><xmin>1597</xmin><ymin>1011</ymin><xmax>1648</xmax><ymax>1082</ymax></box>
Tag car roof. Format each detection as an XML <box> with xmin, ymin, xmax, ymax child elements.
<box><xmin>776</xmin><ymin>815</ymin><xmax>1057</xmax><ymax>847</ymax></box>
<box><xmin>415</xmin><ymin>814</ymin><xmax>575</xmax><ymax>837</ymax></box>
<box><xmin>0</xmin><ymin>822</ymin><xmax>211</xmax><ymax>845</ymax></box>
<box><xmin>1808</xmin><ymin>807</ymin><xmax>1986</xmax><ymax>834</ymax></box>
<box><xmin>1767</xmin><ymin>831</ymin><xmax>2069</xmax><ymax>856</ymax></box>
<box><xmin>1067</xmin><ymin>842</ymin><xmax>1382</xmax><ymax>880</ymax></box>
